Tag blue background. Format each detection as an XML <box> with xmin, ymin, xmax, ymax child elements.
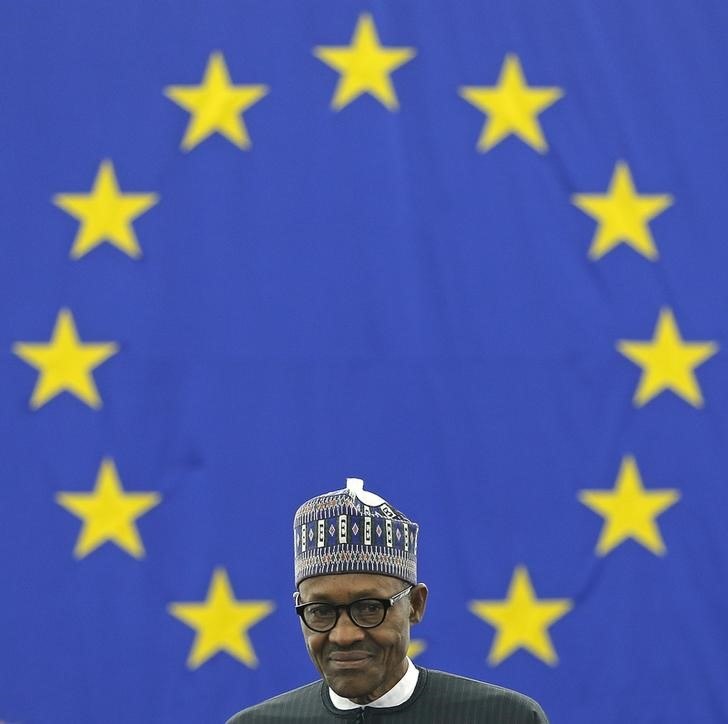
<box><xmin>1</xmin><ymin>1</ymin><xmax>727</xmax><ymax>722</ymax></box>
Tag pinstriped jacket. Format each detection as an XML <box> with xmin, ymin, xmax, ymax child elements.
<box><xmin>227</xmin><ymin>668</ymin><xmax>548</xmax><ymax>723</ymax></box>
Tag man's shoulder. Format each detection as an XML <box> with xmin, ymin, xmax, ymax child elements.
<box><xmin>420</xmin><ymin>668</ymin><xmax>548</xmax><ymax>722</ymax></box>
<box><xmin>226</xmin><ymin>680</ymin><xmax>324</xmax><ymax>723</ymax></box>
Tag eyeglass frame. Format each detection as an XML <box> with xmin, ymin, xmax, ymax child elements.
<box><xmin>293</xmin><ymin>584</ymin><xmax>414</xmax><ymax>633</ymax></box>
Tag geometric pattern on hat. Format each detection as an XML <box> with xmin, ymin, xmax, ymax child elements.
<box><xmin>294</xmin><ymin>478</ymin><xmax>419</xmax><ymax>585</ymax></box>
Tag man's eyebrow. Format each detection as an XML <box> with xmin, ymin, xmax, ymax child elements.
<box><xmin>302</xmin><ymin>589</ymin><xmax>385</xmax><ymax>602</ymax></box>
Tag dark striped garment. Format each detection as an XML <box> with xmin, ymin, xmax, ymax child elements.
<box><xmin>226</xmin><ymin>668</ymin><xmax>548</xmax><ymax>723</ymax></box>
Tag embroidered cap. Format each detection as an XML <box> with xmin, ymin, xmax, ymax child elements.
<box><xmin>294</xmin><ymin>477</ymin><xmax>419</xmax><ymax>585</ymax></box>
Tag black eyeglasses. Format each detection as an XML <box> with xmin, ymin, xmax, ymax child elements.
<box><xmin>294</xmin><ymin>585</ymin><xmax>413</xmax><ymax>632</ymax></box>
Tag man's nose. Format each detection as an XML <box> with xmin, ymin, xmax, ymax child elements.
<box><xmin>327</xmin><ymin>609</ymin><xmax>366</xmax><ymax>645</ymax></box>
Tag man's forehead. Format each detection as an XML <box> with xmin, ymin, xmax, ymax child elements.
<box><xmin>299</xmin><ymin>573</ymin><xmax>402</xmax><ymax>599</ymax></box>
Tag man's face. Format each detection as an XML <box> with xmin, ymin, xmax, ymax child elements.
<box><xmin>297</xmin><ymin>573</ymin><xmax>428</xmax><ymax>705</ymax></box>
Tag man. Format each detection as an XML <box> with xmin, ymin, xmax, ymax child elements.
<box><xmin>227</xmin><ymin>478</ymin><xmax>548</xmax><ymax>722</ymax></box>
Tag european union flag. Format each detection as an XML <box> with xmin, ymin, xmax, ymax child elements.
<box><xmin>2</xmin><ymin>2</ymin><xmax>727</xmax><ymax>722</ymax></box>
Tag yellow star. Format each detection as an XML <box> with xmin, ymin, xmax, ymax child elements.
<box><xmin>407</xmin><ymin>639</ymin><xmax>426</xmax><ymax>660</ymax></box>
<box><xmin>572</xmin><ymin>162</ymin><xmax>673</xmax><ymax>260</ymax></box>
<box><xmin>164</xmin><ymin>51</ymin><xmax>268</xmax><ymax>151</ymax></box>
<box><xmin>53</xmin><ymin>160</ymin><xmax>158</xmax><ymax>260</ymax></box>
<box><xmin>12</xmin><ymin>308</ymin><xmax>119</xmax><ymax>410</ymax></box>
<box><xmin>459</xmin><ymin>54</ymin><xmax>563</xmax><ymax>153</ymax></box>
<box><xmin>579</xmin><ymin>455</ymin><xmax>680</xmax><ymax>556</ymax></box>
<box><xmin>168</xmin><ymin>568</ymin><xmax>275</xmax><ymax>669</ymax></box>
<box><xmin>617</xmin><ymin>308</ymin><xmax>718</xmax><ymax>407</ymax></box>
<box><xmin>470</xmin><ymin>566</ymin><xmax>572</xmax><ymax>666</ymax></box>
<box><xmin>56</xmin><ymin>458</ymin><xmax>161</xmax><ymax>559</ymax></box>
<box><xmin>314</xmin><ymin>13</ymin><xmax>416</xmax><ymax>111</ymax></box>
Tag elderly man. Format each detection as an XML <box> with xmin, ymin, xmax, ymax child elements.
<box><xmin>227</xmin><ymin>478</ymin><xmax>548</xmax><ymax>723</ymax></box>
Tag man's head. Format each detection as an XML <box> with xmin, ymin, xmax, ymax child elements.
<box><xmin>292</xmin><ymin>478</ymin><xmax>427</xmax><ymax>704</ymax></box>
<box><xmin>297</xmin><ymin>573</ymin><xmax>428</xmax><ymax>703</ymax></box>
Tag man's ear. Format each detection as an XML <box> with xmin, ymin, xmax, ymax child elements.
<box><xmin>409</xmin><ymin>583</ymin><xmax>428</xmax><ymax>624</ymax></box>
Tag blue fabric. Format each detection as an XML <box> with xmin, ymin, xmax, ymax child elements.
<box><xmin>1</xmin><ymin>2</ymin><xmax>727</xmax><ymax>723</ymax></box>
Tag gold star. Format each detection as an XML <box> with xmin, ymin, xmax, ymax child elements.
<box><xmin>407</xmin><ymin>639</ymin><xmax>426</xmax><ymax>660</ymax></box>
<box><xmin>164</xmin><ymin>51</ymin><xmax>269</xmax><ymax>151</ymax></box>
<box><xmin>56</xmin><ymin>458</ymin><xmax>161</xmax><ymax>559</ymax></box>
<box><xmin>617</xmin><ymin>308</ymin><xmax>718</xmax><ymax>407</ymax></box>
<box><xmin>459</xmin><ymin>54</ymin><xmax>563</xmax><ymax>153</ymax></box>
<box><xmin>470</xmin><ymin>566</ymin><xmax>572</xmax><ymax>666</ymax></box>
<box><xmin>168</xmin><ymin>568</ymin><xmax>275</xmax><ymax>669</ymax></box>
<box><xmin>572</xmin><ymin>162</ymin><xmax>673</xmax><ymax>260</ymax></box>
<box><xmin>314</xmin><ymin>13</ymin><xmax>416</xmax><ymax>111</ymax></box>
<box><xmin>52</xmin><ymin>160</ymin><xmax>158</xmax><ymax>259</ymax></box>
<box><xmin>12</xmin><ymin>308</ymin><xmax>119</xmax><ymax>410</ymax></box>
<box><xmin>579</xmin><ymin>455</ymin><xmax>680</xmax><ymax>556</ymax></box>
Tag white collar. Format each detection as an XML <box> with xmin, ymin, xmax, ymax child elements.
<box><xmin>329</xmin><ymin>657</ymin><xmax>419</xmax><ymax>710</ymax></box>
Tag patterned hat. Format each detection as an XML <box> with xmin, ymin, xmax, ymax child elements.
<box><xmin>294</xmin><ymin>478</ymin><xmax>419</xmax><ymax>585</ymax></box>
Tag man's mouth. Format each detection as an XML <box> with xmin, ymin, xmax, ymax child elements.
<box><xmin>328</xmin><ymin>651</ymin><xmax>373</xmax><ymax>668</ymax></box>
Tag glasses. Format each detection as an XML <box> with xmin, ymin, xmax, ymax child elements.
<box><xmin>294</xmin><ymin>585</ymin><xmax>413</xmax><ymax>632</ymax></box>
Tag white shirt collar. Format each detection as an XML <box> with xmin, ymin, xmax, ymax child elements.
<box><xmin>329</xmin><ymin>657</ymin><xmax>419</xmax><ymax>710</ymax></box>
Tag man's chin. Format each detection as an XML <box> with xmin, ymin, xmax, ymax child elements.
<box><xmin>325</xmin><ymin>669</ymin><xmax>377</xmax><ymax>701</ymax></box>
